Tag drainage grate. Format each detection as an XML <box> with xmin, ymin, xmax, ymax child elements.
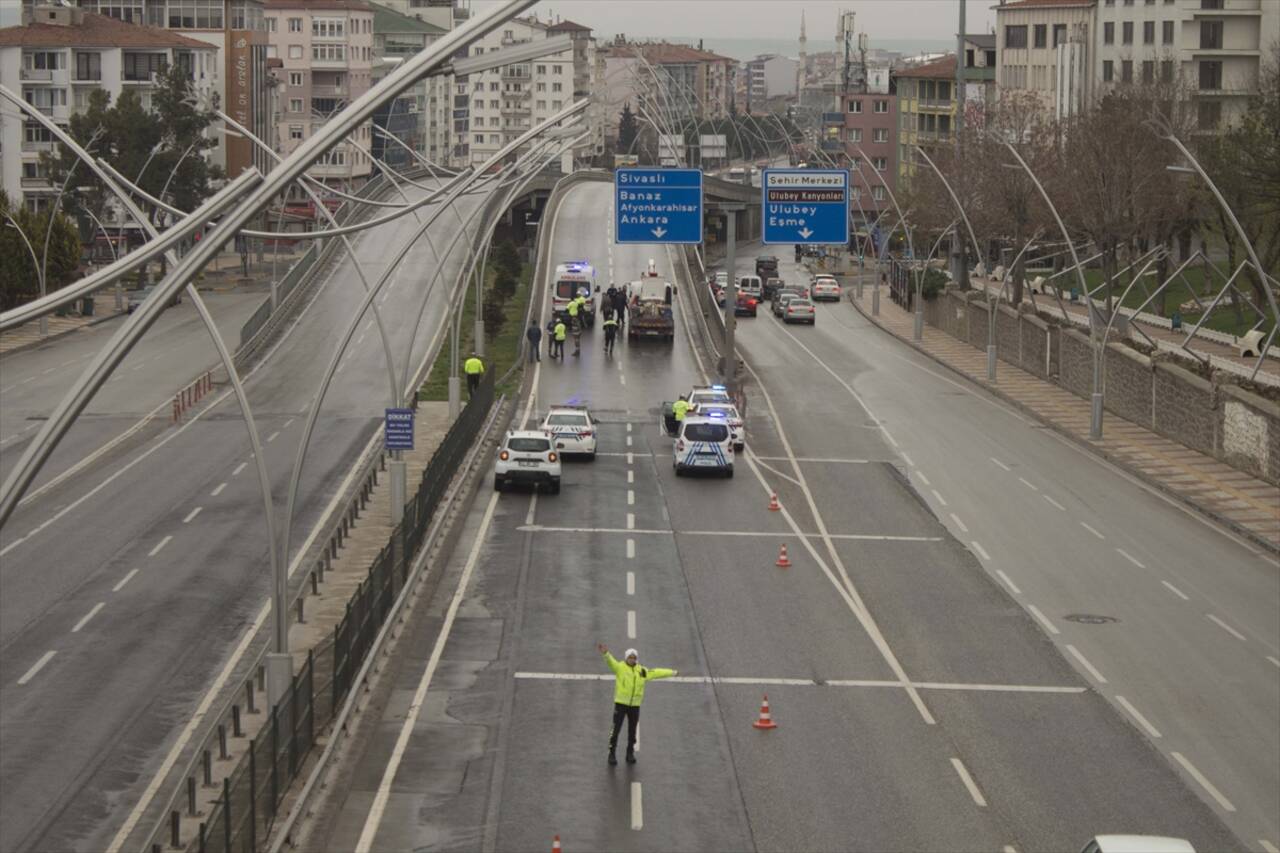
<box><xmin>1064</xmin><ymin>614</ymin><xmax>1118</xmax><ymax>625</ymax></box>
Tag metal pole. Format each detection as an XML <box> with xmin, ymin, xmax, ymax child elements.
<box><xmin>722</xmin><ymin>207</ymin><xmax>739</xmax><ymax>390</ymax></box>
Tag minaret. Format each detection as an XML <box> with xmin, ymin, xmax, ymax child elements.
<box><xmin>797</xmin><ymin>10</ymin><xmax>807</xmax><ymax>98</ymax></box>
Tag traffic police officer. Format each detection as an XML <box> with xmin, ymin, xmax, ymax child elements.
<box><xmin>463</xmin><ymin>352</ymin><xmax>484</xmax><ymax>397</ymax></box>
<box><xmin>596</xmin><ymin>643</ymin><xmax>676</xmax><ymax>766</ymax></box>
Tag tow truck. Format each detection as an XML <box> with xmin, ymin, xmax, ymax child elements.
<box><xmin>552</xmin><ymin>261</ymin><xmax>598</xmax><ymax>329</ymax></box>
<box><xmin>626</xmin><ymin>259</ymin><xmax>675</xmax><ymax>342</ymax></box>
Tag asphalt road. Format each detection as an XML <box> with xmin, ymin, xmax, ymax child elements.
<box><xmin>310</xmin><ymin>181</ymin><xmax>1247</xmax><ymax>853</ymax></box>
<box><xmin>0</xmin><ymin>181</ymin><xmax>486</xmax><ymax>853</ymax></box>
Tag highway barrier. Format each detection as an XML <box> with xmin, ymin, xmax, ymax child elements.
<box><xmin>191</xmin><ymin>374</ymin><xmax>496</xmax><ymax>853</ymax></box>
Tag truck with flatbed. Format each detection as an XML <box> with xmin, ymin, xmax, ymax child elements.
<box><xmin>626</xmin><ymin>260</ymin><xmax>675</xmax><ymax>342</ymax></box>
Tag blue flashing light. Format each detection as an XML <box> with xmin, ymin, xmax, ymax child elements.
<box><xmin>708</xmin><ymin>411</ymin><xmax>726</xmax><ymax>418</ymax></box>
<box><xmin>710</xmin><ymin>384</ymin><xmax>727</xmax><ymax>391</ymax></box>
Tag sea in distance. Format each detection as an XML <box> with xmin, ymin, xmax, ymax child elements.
<box><xmin>602</xmin><ymin>34</ymin><xmax>957</xmax><ymax>63</ymax></box>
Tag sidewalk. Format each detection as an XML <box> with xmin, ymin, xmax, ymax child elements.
<box><xmin>847</xmin><ymin>280</ymin><xmax>1280</xmax><ymax>553</ymax></box>
<box><xmin>0</xmin><ymin>309</ymin><xmax>124</xmax><ymax>358</ymax></box>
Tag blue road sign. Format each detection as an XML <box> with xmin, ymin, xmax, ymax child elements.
<box><xmin>761</xmin><ymin>169</ymin><xmax>849</xmax><ymax>245</ymax></box>
<box><xmin>615</xmin><ymin>168</ymin><xmax>703</xmax><ymax>244</ymax></box>
<box><xmin>385</xmin><ymin>408</ymin><xmax>415</xmax><ymax>451</ymax></box>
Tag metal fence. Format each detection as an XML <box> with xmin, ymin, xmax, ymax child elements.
<box><xmin>193</xmin><ymin>373</ymin><xmax>495</xmax><ymax>853</ymax></box>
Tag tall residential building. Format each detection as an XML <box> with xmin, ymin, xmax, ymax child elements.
<box><xmin>600</xmin><ymin>39</ymin><xmax>735</xmax><ymax>144</ymax></box>
<box><xmin>895</xmin><ymin>54</ymin><xmax>958</xmax><ymax>184</ymax></box>
<box><xmin>20</xmin><ymin>0</ymin><xmax>273</xmax><ymax>177</ymax></box>
<box><xmin>368</xmin><ymin>1</ymin><xmax>444</xmax><ymax>171</ymax></box>
<box><xmin>449</xmin><ymin>15</ymin><xmax>599</xmax><ymax>169</ymax></box>
<box><xmin>996</xmin><ymin>0</ymin><xmax>1278</xmax><ymax>130</ymax></box>
<box><xmin>264</xmin><ymin>0</ymin><xmax>375</xmax><ymax>193</ymax></box>
<box><xmin>1094</xmin><ymin>0</ymin><xmax>1278</xmax><ymax>130</ymax></box>
<box><xmin>0</xmin><ymin>5</ymin><xmax>218</xmax><ymax>210</ymax></box>
<box><xmin>745</xmin><ymin>53</ymin><xmax>800</xmax><ymax>105</ymax></box>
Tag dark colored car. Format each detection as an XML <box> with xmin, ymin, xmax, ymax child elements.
<box><xmin>755</xmin><ymin>255</ymin><xmax>779</xmax><ymax>280</ymax></box>
<box><xmin>763</xmin><ymin>277</ymin><xmax>785</xmax><ymax>300</ymax></box>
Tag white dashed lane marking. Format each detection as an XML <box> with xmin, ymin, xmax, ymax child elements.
<box><xmin>1026</xmin><ymin>605</ymin><xmax>1059</xmax><ymax>635</ymax></box>
<box><xmin>112</xmin><ymin>569</ymin><xmax>139</xmax><ymax>592</ymax></box>
<box><xmin>1116</xmin><ymin>696</ymin><xmax>1161</xmax><ymax>738</ymax></box>
<box><xmin>1206</xmin><ymin>614</ymin><xmax>1247</xmax><ymax>643</ymax></box>
<box><xmin>1171</xmin><ymin>752</ymin><xmax>1235</xmax><ymax>812</ymax></box>
<box><xmin>949</xmin><ymin>513</ymin><xmax>968</xmax><ymax>533</ymax></box>
<box><xmin>1116</xmin><ymin>548</ymin><xmax>1145</xmax><ymax>568</ymax></box>
<box><xmin>232</xmin><ymin>462</ymin><xmax>247</xmax><ymax>477</ymax></box>
<box><xmin>1065</xmin><ymin>644</ymin><xmax>1107</xmax><ymax>684</ymax></box>
<box><xmin>1161</xmin><ymin>580</ymin><xmax>1189</xmax><ymax>601</ymax></box>
<box><xmin>1080</xmin><ymin>521</ymin><xmax>1105</xmax><ymax>539</ymax></box>
<box><xmin>950</xmin><ymin>758</ymin><xmax>988</xmax><ymax>807</ymax></box>
<box><xmin>995</xmin><ymin>570</ymin><xmax>1021</xmax><ymax>595</ymax></box>
<box><xmin>990</xmin><ymin>457</ymin><xmax>1011</xmax><ymax>472</ymax></box>
<box><xmin>71</xmin><ymin>602</ymin><xmax>106</xmax><ymax>633</ymax></box>
<box><xmin>148</xmin><ymin>536</ymin><xmax>172</xmax><ymax>557</ymax></box>
<box><xmin>17</xmin><ymin>651</ymin><xmax>57</xmax><ymax>685</ymax></box>
<box><xmin>183</xmin><ymin>507</ymin><xmax>202</xmax><ymax>524</ymax></box>
<box><xmin>211</xmin><ymin>483</ymin><xmax>227</xmax><ymax>497</ymax></box>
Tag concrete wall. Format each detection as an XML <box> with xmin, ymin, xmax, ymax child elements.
<box><xmin>1103</xmin><ymin>343</ymin><xmax>1153</xmax><ymax>430</ymax></box>
<box><xmin>1059</xmin><ymin>329</ymin><xmax>1094</xmax><ymax>400</ymax></box>
<box><xmin>995</xmin><ymin>304</ymin><xmax>1020</xmax><ymax>364</ymax></box>
<box><xmin>1219</xmin><ymin>384</ymin><xmax>1280</xmax><ymax>484</ymax></box>
<box><xmin>968</xmin><ymin>298</ymin><xmax>989</xmax><ymax>350</ymax></box>
<box><xmin>1019</xmin><ymin>312</ymin><xmax>1052</xmax><ymax>380</ymax></box>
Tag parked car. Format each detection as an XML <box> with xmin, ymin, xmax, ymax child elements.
<box><xmin>783</xmin><ymin>298</ymin><xmax>816</xmax><ymax>324</ymax></box>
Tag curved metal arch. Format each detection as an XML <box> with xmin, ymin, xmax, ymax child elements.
<box><xmin>910</xmin><ymin>144</ymin><xmax>984</xmax><ymax>275</ymax></box>
<box><xmin>215</xmin><ymin>109</ymin><xmax>400</xmax><ymax>409</ymax></box>
<box><xmin>0</xmin><ymin>86</ymin><xmax>280</xmax><ymax>593</ymax></box>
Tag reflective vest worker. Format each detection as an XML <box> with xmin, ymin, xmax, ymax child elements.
<box><xmin>567</xmin><ymin>299</ymin><xmax>579</xmax><ymax>319</ymax></box>
<box><xmin>552</xmin><ymin>320</ymin><xmax>567</xmax><ymax>358</ymax></box>
<box><xmin>601</xmin><ymin>314</ymin><xmax>619</xmax><ymax>355</ymax></box>
<box><xmin>463</xmin><ymin>353</ymin><xmax>484</xmax><ymax>396</ymax></box>
<box><xmin>596</xmin><ymin>643</ymin><xmax>676</xmax><ymax>765</ymax></box>
<box><xmin>672</xmin><ymin>398</ymin><xmax>690</xmax><ymax>422</ymax></box>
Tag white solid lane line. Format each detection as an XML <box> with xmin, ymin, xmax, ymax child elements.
<box><xmin>930</xmin><ymin>489</ymin><xmax>948</xmax><ymax>507</ymax></box>
<box><xmin>17</xmin><ymin>651</ymin><xmax>57</xmax><ymax>685</ymax></box>
<box><xmin>1018</xmin><ymin>477</ymin><xmax>1038</xmax><ymax>491</ymax></box>
<box><xmin>627</xmin><ymin>572</ymin><xmax>635</xmax><ymax>595</ymax></box>
<box><xmin>990</xmin><ymin>457</ymin><xmax>1011</xmax><ymax>471</ymax></box>
<box><xmin>1042</xmin><ymin>494</ymin><xmax>1066</xmax><ymax>511</ymax></box>
<box><xmin>183</xmin><ymin>507</ymin><xmax>203</xmax><ymax>523</ymax></box>
<box><xmin>148</xmin><ymin>535</ymin><xmax>172</xmax><ymax>557</ymax></box>
<box><xmin>1116</xmin><ymin>696</ymin><xmax>1162</xmax><ymax>738</ymax></box>
<box><xmin>950</xmin><ymin>758</ymin><xmax>988</xmax><ymax>807</ymax></box>
<box><xmin>355</xmin><ymin>492</ymin><xmax>501</xmax><ymax>853</ymax></box>
<box><xmin>513</xmin><ymin>673</ymin><xmax>1086</xmax><ymax>694</ymax></box>
<box><xmin>1080</xmin><ymin>521</ymin><xmax>1105</xmax><ymax>539</ymax></box>
<box><xmin>626</xmin><ymin>538</ymin><xmax>635</xmax><ymax>559</ymax></box>
<box><xmin>627</xmin><ymin>610</ymin><xmax>636</xmax><ymax>639</ymax></box>
<box><xmin>1065</xmin><ymin>644</ymin><xmax>1108</xmax><ymax>684</ymax></box>
<box><xmin>995</xmin><ymin>570</ymin><xmax>1021</xmax><ymax>595</ymax></box>
<box><xmin>112</xmin><ymin>568</ymin><xmax>139</xmax><ymax>592</ymax></box>
<box><xmin>1116</xmin><ymin>548</ymin><xmax>1146</xmax><ymax>568</ymax></box>
<box><xmin>1171</xmin><ymin>752</ymin><xmax>1236</xmax><ymax>812</ymax></box>
<box><xmin>1161</xmin><ymin>580</ymin><xmax>1190</xmax><ymax>601</ymax></box>
<box><xmin>631</xmin><ymin>782</ymin><xmax>643</xmax><ymax>830</ymax></box>
<box><xmin>949</xmin><ymin>513</ymin><xmax>969</xmax><ymax>533</ymax></box>
<box><xmin>1206</xmin><ymin>614</ymin><xmax>1247</xmax><ymax>643</ymax></box>
<box><xmin>1026</xmin><ymin>604</ymin><xmax>1060</xmax><ymax>635</ymax></box>
<box><xmin>210</xmin><ymin>482</ymin><xmax>227</xmax><ymax>497</ymax></box>
<box><xmin>232</xmin><ymin>462</ymin><xmax>247</xmax><ymax>477</ymax></box>
<box><xmin>971</xmin><ymin>541</ymin><xmax>991</xmax><ymax>562</ymax></box>
<box><xmin>72</xmin><ymin>602</ymin><xmax>106</xmax><ymax>633</ymax></box>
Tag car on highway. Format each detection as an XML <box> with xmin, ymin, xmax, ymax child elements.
<box><xmin>734</xmin><ymin>291</ymin><xmax>758</xmax><ymax>317</ymax></box>
<box><xmin>810</xmin><ymin>275</ymin><xmax>842</xmax><ymax>302</ymax></box>
<box><xmin>540</xmin><ymin>405</ymin><xmax>598</xmax><ymax>459</ymax></box>
<box><xmin>783</xmin><ymin>298</ymin><xmax>816</xmax><ymax>324</ymax></box>
<box><xmin>695</xmin><ymin>402</ymin><xmax>745</xmax><ymax>451</ymax></box>
<box><xmin>687</xmin><ymin>384</ymin><xmax>733</xmax><ymax>409</ymax></box>
<box><xmin>673</xmin><ymin>415</ymin><xmax>735</xmax><ymax>478</ymax></box>
<box><xmin>772</xmin><ymin>286</ymin><xmax>806</xmax><ymax>316</ymax></box>
<box><xmin>737</xmin><ymin>275</ymin><xmax>763</xmax><ymax>301</ymax></box>
<box><xmin>763</xmin><ymin>277</ymin><xmax>785</xmax><ymax>300</ymax></box>
<box><xmin>754</xmin><ymin>255</ymin><xmax>779</xmax><ymax>280</ymax></box>
<box><xmin>494</xmin><ymin>430</ymin><xmax>560</xmax><ymax>493</ymax></box>
<box><xmin>1080</xmin><ymin>837</ymin><xmax>1194</xmax><ymax>853</ymax></box>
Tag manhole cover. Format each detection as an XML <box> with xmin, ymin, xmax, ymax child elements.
<box><xmin>1064</xmin><ymin>614</ymin><xmax>1118</xmax><ymax>625</ymax></box>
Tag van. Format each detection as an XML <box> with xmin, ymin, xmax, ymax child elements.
<box><xmin>673</xmin><ymin>415</ymin><xmax>735</xmax><ymax>478</ymax></box>
<box><xmin>737</xmin><ymin>275</ymin><xmax>763</xmax><ymax>300</ymax></box>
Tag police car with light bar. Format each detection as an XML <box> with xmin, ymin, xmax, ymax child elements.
<box><xmin>695</xmin><ymin>402</ymin><xmax>745</xmax><ymax>451</ymax></box>
<box><xmin>673</xmin><ymin>414</ymin><xmax>735</xmax><ymax>478</ymax></box>
<box><xmin>540</xmin><ymin>405</ymin><xmax>598</xmax><ymax>459</ymax></box>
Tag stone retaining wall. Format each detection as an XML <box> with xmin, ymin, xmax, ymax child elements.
<box><xmin>1104</xmin><ymin>343</ymin><xmax>1154</xmax><ymax>430</ymax></box>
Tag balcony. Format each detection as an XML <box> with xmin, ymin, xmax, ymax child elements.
<box><xmin>21</xmin><ymin>139</ymin><xmax>56</xmax><ymax>153</ymax></box>
<box><xmin>21</xmin><ymin>176</ymin><xmax>52</xmax><ymax>188</ymax></box>
<box><xmin>500</xmin><ymin>101</ymin><xmax>531</xmax><ymax>116</ymax></box>
<box><xmin>500</xmin><ymin>66</ymin><xmax>531</xmax><ymax>80</ymax></box>
<box><xmin>822</xmin><ymin>112</ymin><xmax>844</xmax><ymax>125</ymax></box>
<box><xmin>72</xmin><ymin>73</ymin><xmax>101</xmax><ymax>84</ymax></box>
<box><xmin>20</xmin><ymin>68</ymin><xmax>53</xmax><ymax>82</ymax></box>
<box><xmin>311</xmin><ymin>83</ymin><xmax>348</xmax><ymax>97</ymax></box>
<box><xmin>122</xmin><ymin>72</ymin><xmax>160</xmax><ymax>85</ymax></box>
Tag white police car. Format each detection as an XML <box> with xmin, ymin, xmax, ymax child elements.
<box><xmin>494</xmin><ymin>430</ymin><xmax>560</xmax><ymax>493</ymax></box>
<box><xmin>695</xmin><ymin>402</ymin><xmax>744</xmax><ymax>452</ymax></box>
<box><xmin>686</xmin><ymin>384</ymin><xmax>733</xmax><ymax>410</ymax></box>
<box><xmin>540</xmin><ymin>405</ymin><xmax>598</xmax><ymax>459</ymax></box>
<box><xmin>673</xmin><ymin>414</ymin><xmax>735</xmax><ymax>478</ymax></box>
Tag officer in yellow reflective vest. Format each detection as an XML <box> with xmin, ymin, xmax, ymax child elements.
<box><xmin>463</xmin><ymin>352</ymin><xmax>484</xmax><ymax>397</ymax></box>
<box><xmin>596</xmin><ymin>643</ymin><xmax>676</xmax><ymax>765</ymax></box>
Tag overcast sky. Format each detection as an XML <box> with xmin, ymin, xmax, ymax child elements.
<box><xmin>473</xmin><ymin>1</ymin><xmax>997</xmax><ymax>43</ymax></box>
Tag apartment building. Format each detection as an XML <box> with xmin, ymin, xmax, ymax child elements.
<box><xmin>265</xmin><ymin>0</ymin><xmax>375</xmax><ymax>191</ymax></box>
<box><xmin>1095</xmin><ymin>0</ymin><xmax>1278</xmax><ymax>129</ymax></box>
<box><xmin>745</xmin><ymin>53</ymin><xmax>800</xmax><ymax>104</ymax></box>
<box><xmin>16</xmin><ymin>0</ymin><xmax>273</xmax><ymax>176</ymax></box>
<box><xmin>0</xmin><ymin>5</ymin><xmax>217</xmax><ymax>209</ymax></box>
<box><xmin>995</xmin><ymin>0</ymin><xmax>1095</xmax><ymax>119</ymax></box>
<box><xmin>369</xmin><ymin>1</ymin><xmax>444</xmax><ymax>170</ymax></box>
<box><xmin>600</xmin><ymin>39</ymin><xmax>735</xmax><ymax>144</ymax></box>
<box><xmin>449</xmin><ymin>15</ymin><xmax>599</xmax><ymax>169</ymax></box>
<box><xmin>894</xmin><ymin>54</ymin><xmax>961</xmax><ymax>186</ymax></box>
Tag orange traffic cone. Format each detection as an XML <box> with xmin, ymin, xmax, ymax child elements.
<box><xmin>551</xmin><ymin>835</ymin><xmax>562</xmax><ymax>853</ymax></box>
<box><xmin>768</xmin><ymin>492</ymin><xmax>781</xmax><ymax>511</ymax></box>
<box><xmin>753</xmin><ymin>694</ymin><xmax>778</xmax><ymax>729</ymax></box>
<box><xmin>775</xmin><ymin>544</ymin><xmax>791</xmax><ymax>568</ymax></box>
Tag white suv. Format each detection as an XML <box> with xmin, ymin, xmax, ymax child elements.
<box><xmin>540</xmin><ymin>405</ymin><xmax>598</xmax><ymax>459</ymax></box>
<box><xmin>695</xmin><ymin>402</ymin><xmax>745</xmax><ymax>452</ymax></box>
<box><xmin>673</xmin><ymin>415</ymin><xmax>735</xmax><ymax>478</ymax></box>
<box><xmin>494</xmin><ymin>430</ymin><xmax>561</xmax><ymax>493</ymax></box>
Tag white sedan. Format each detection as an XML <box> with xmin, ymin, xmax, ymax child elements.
<box><xmin>811</xmin><ymin>275</ymin><xmax>842</xmax><ymax>302</ymax></box>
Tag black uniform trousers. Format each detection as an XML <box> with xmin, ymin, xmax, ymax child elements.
<box><xmin>608</xmin><ymin>702</ymin><xmax>640</xmax><ymax>756</ymax></box>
